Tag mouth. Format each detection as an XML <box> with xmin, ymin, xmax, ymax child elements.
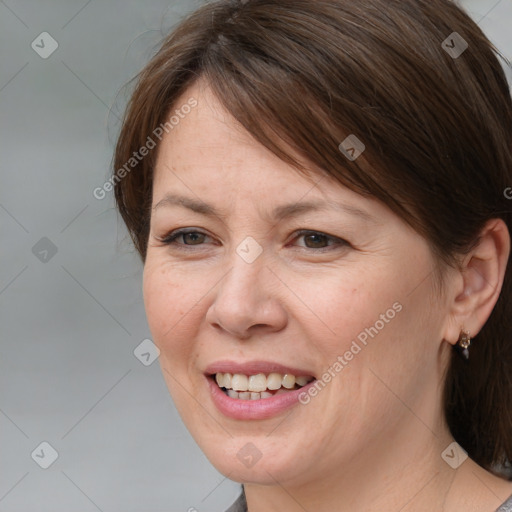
<box><xmin>208</xmin><ymin>372</ymin><xmax>315</xmax><ymax>400</ymax></box>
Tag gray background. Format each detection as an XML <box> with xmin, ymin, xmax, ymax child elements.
<box><xmin>0</xmin><ymin>1</ymin><xmax>510</xmax><ymax>511</ymax></box>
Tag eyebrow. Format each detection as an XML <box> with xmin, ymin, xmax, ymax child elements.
<box><xmin>152</xmin><ymin>193</ymin><xmax>376</xmax><ymax>223</ymax></box>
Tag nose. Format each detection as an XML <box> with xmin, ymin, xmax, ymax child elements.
<box><xmin>205</xmin><ymin>249</ymin><xmax>288</xmax><ymax>339</ymax></box>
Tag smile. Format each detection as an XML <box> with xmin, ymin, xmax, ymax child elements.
<box><xmin>213</xmin><ymin>372</ymin><xmax>314</xmax><ymax>400</ymax></box>
<box><xmin>206</xmin><ymin>373</ymin><xmax>318</xmax><ymax>420</ymax></box>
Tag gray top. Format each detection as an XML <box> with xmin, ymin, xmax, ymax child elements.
<box><xmin>225</xmin><ymin>487</ymin><xmax>512</xmax><ymax>511</ymax></box>
<box><xmin>497</xmin><ymin>494</ymin><xmax>512</xmax><ymax>512</ymax></box>
<box><xmin>224</xmin><ymin>487</ymin><xmax>246</xmax><ymax>512</ymax></box>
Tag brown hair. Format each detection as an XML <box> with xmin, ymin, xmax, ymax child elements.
<box><xmin>113</xmin><ymin>0</ymin><xmax>512</xmax><ymax>475</ymax></box>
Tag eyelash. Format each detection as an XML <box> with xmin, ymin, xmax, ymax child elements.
<box><xmin>158</xmin><ymin>228</ymin><xmax>348</xmax><ymax>252</ymax></box>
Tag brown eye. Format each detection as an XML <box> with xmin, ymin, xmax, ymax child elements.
<box><xmin>303</xmin><ymin>233</ymin><xmax>329</xmax><ymax>248</ymax></box>
<box><xmin>180</xmin><ymin>232</ymin><xmax>206</xmax><ymax>245</ymax></box>
<box><xmin>293</xmin><ymin>230</ymin><xmax>348</xmax><ymax>251</ymax></box>
<box><xmin>161</xmin><ymin>229</ymin><xmax>211</xmax><ymax>247</ymax></box>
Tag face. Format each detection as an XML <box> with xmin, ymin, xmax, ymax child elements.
<box><xmin>143</xmin><ymin>79</ymin><xmax>452</xmax><ymax>487</ymax></box>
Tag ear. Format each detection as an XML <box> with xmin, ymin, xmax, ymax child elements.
<box><xmin>443</xmin><ymin>218</ymin><xmax>510</xmax><ymax>345</ymax></box>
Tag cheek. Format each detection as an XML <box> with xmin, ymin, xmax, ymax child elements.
<box><xmin>305</xmin><ymin>272</ymin><xmax>421</xmax><ymax>404</ymax></box>
<box><xmin>142</xmin><ymin>260</ymin><xmax>198</xmax><ymax>353</ymax></box>
<box><xmin>311</xmin><ymin>276</ymin><xmax>399</xmax><ymax>355</ymax></box>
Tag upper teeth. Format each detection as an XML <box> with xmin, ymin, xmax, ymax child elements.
<box><xmin>215</xmin><ymin>372</ymin><xmax>313</xmax><ymax>392</ymax></box>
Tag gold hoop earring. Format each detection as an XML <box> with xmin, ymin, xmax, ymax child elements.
<box><xmin>454</xmin><ymin>330</ymin><xmax>471</xmax><ymax>361</ymax></box>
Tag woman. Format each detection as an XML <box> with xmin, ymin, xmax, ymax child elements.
<box><xmin>113</xmin><ymin>0</ymin><xmax>512</xmax><ymax>510</ymax></box>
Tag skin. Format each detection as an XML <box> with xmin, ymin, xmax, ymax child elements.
<box><xmin>143</xmin><ymin>79</ymin><xmax>512</xmax><ymax>511</ymax></box>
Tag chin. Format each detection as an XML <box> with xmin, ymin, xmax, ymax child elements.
<box><xmin>196</xmin><ymin>437</ymin><xmax>309</xmax><ymax>485</ymax></box>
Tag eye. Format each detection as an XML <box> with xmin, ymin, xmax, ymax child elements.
<box><xmin>159</xmin><ymin>229</ymin><xmax>212</xmax><ymax>248</ymax></box>
<box><xmin>157</xmin><ymin>228</ymin><xmax>348</xmax><ymax>252</ymax></box>
<box><xmin>291</xmin><ymin>230</ymin><xmax>348</xmax><ymax>251</ymax></box>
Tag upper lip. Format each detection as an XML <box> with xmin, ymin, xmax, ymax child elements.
<box><xmin>204</xmin><ymin>360</ymin><xmax>316</xmax><ymax>378</ymax></box>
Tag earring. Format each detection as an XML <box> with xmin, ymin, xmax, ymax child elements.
<box><xmin>454</xmin><ymin>330</ymin><xmax>471</xmax><ymax>361</ymax></box>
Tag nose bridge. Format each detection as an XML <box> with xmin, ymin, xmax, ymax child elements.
<box><xmin>206</xmin><ymin>237</ymin><xmax>286</xmax><ymax>337</ymax></box>
<box><xmin>224</xmin><ymin>236</ymin><xmax>268</xmax><ymax>299</ymax></box>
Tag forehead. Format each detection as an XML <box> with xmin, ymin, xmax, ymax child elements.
<box><xmin>154</xmin><ymin>81</ymin><xmax>318</xmax><ymax>188</ymax></box>
<box><xmin>156</xmin><ymin>81</ymin><xmax>286</xmax><ymax>167</ymax></box>
<box><xmin>151</xmin><ymin>80</ymin><xmax>388</xmax><ymax>224</ymax></box>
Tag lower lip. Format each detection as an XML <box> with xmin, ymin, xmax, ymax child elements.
<box><xmin>205</xmin><ymin>375</ymin><xmax>317</xmax><ymax>420</ymax></box>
